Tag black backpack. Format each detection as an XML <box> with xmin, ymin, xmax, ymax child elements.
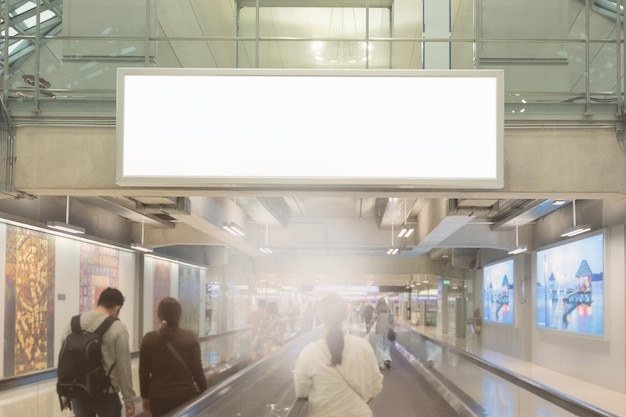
<box><xmin>56</xmin><ymin>314</ymin><xmax>118</xmax><ymax>408</ymax></box>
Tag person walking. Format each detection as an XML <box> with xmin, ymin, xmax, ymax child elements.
<box><xmin>61</xmin><ymin>287</ymin><xmax>136</xmax><ymax>417</ymax></box>
<box><xmin>294</xmin><ymin>293</ymin><xmax>383</xmax><ymax>417</ymax></box>
<box><xmin>371</xmin><ymin>298</ymin><xmax>393</xmax><ymax>370</ymax></box>
<box><xmin>139</xmin><ymin>297</ymin><xmax>208</xmax><ymax>417</ymax></box>
<box><xmin>362</xmin><ymin>302</ymin><xmax>374</xmax><ymax>333</ymax></box>
<box><xmin>260</xmin><ymin>301</ymin><xmax>286</xmax><ymax>355</ymax></box>
<box><xmin>248</xmin><ymin>299</ymin><xmax>267</xmax><ymax>360</ymax></box>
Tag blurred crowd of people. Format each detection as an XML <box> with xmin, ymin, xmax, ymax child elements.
<box><xmin>248</xmin><ymin>299</ymin><xmax>317</xmax><ymax>360</ymax></box>
<box><xmin>249</xmin><ymin>296</ymin><xmax>396</xmax><ymax>371</ymax></box>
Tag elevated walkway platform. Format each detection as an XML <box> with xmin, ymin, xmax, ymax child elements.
<box><xmin>0</xmin><ymin>321</ymin><xmax>622</xmax><ymax>417</ymax></box>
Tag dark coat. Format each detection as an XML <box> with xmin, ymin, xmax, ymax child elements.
<box><xmin>139</xmin><ymin>325</ymin><xmax>207</xmax><ymax>401</ymax></box>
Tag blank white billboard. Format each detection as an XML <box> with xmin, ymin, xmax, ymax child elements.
<box><xmin>116</xmin><ymin>68</ymin><xmax>503</xmax><ymax>188</ymax></box>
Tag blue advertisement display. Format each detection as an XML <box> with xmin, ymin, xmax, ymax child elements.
<box><xmin>536</xmin><ymin>232</ymin><xmax>604</xmax><ymax>336</ymax></box>
<box><xmin>483</xmin><ymin>259</ymin><xmax>515</xmax><ymax>324</ymax></box>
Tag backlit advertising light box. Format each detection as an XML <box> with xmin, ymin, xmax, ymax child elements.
<box><xmin>536</xmin><ymin>232</ymin><xmax>604</xmax><ymax>336</ymax></box>
<box><xmin>482</xmin><ymin>258</ymin><xmax>515</xmax><ymax>325</ymax></box>
<box><xmin>116</xmin><ymin>68</ymin><xmax>504</xmax><ymax>188</ymax></box>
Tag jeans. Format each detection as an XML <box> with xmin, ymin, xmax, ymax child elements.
<box><xmin>71</xmin><ymin>393</ymin><xmax>122</xmax><ymax>417</ymax></box>
<box><xmin>373</xmin><ymin>333</ymin><xmax>391</xmax><ymax>367</ymax></box>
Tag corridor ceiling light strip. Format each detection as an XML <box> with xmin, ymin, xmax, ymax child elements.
<box><xmin>560</xmin><ymin>225</ymin><xmax>591</xmax><ymax>238</ymax></box>
<box><xmin>47</xmin><ymin>220</ymin><xmax>85</xmax><ymax>235</ymax></box>
<box><xmin>508</xmin><ymin>223</ymin><xmax>527</xmax><ymax>255</ymax></box>
<box><xmin>47</xmin><ymin>196</ymin><xmax>85</xmax><ymax>235</ymax></box>
<box><xmin>258</xmin><ymin>223</ymin><xmax>272</xmax><ymax>254</ymax></box>
<box><xmin>397</xmin><ymin>199</ymin><xmax>415</xmax><ymax>238</ymax></box>
<box><xmin>508</xmin><ymin>246</ymin><xmax>528</xmax><ymax>255</ymax></box>
<box><xmin>398</xmin><ymin>226</ymin><xmax>415</xmax><ymax>238</ymax></box>
<box><xmin>223</xmin><ymin>198</ymin><xmax>246</xmax><ymax>237</ymax></box>
<box><xmin>560</xmin><ymin>199</ymin><xmax>590</xmax><ymax>238</ymax></box>
<box><xmin>131</xmin><ymin>221</ymin><xmax>153</xmax><ymax>253</ymax></box>
<box><xmin>130</xmin><ymin>243</ymin><xmax>154</xmax><ymax>253</ymax></box>
<box><xmin>223</xmin><ymin>222</ymin><xmax>245</xmax><ymax>236</ymax></box>
<box><xmin>388</xmin><ymin>223</ymin><xmax>399</xmax><ymax>255</ymax></box>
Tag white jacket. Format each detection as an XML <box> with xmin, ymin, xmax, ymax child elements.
<box><xmin>294</xmin><ymin>335</ymin><xmax>383</xmax><ymax>417</ymax></box>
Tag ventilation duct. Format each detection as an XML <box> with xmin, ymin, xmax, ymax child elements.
<box><xmin>447</xmin><ymin>199</ymin><xmax>500</xmax><ymax>217</ymax></box>
<box><xmin>135</xmin><ymin>197</ymin><xmax>191</xmax><ymax>215</ymax></box>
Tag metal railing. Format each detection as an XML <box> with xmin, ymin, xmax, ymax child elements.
<box><xmin>396</xmin><ymin>325</ymin><xmax>618</xmax><ymax>417</ymax></box>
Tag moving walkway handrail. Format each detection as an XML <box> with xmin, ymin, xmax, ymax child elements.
<box><xmin>164</xmin><ymin>327</ymin><xmax>321</xmax><ymax>417</ymax></box>
<box><xmin>406</xmin><ymin>326</ymin><xmax>618</xmax><ymax>417</ymax></box>
<box><xmin>197</xmin><ymin>328</ymin><xmax>248</xmax><ymax>344</ymax></box>
<box><xmin>285</xmin><ymin>398</ymin><xmax>308</xmax><ymax>417</ymax></box>
<box><xmin>0</xmin><ymin>328</ymin><xmax>249</xmax><ymax>393</ymax></box>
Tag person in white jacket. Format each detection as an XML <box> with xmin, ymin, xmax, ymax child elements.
<box><xmin>294</xmin><ymin>294</ymin><xmax>383</xmax><ymax>417</ymax></box>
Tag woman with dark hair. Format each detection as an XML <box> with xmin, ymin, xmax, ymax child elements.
<box><xmin>139</xmin><ymin>297</ymin><xmax>207</xmax><ymax>417</ymax></box>
<box><xmin>293</xmin><ymin>294</ymin><xmax>383</xmax><ymax>417</ymax></box>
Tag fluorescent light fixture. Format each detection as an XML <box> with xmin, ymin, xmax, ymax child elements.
<box><xmin>560</xmin><ymin>200</ymin><xmax>590</xmax><ymax>238</ymax></box>
<box><xmin>47</xmin><ymin>195</ymin><xmax>85</xmax><ymax>234</ymax></box>
<box><xmin>552</xmin><ymin>199</ymin><xmax>567</xmax><ymax>206</ymax></box>
<box><xmin>508</xmin><ymin>245</ymin><xmax>528</xmax><ymax>255</ymax></box>
<box><xmin>130</xmin><ymin>243</ymin><xmax>154</xmax><ymax>253</ymax></box>
<box><xmin>387</xmin><ymin>247</ymin><xmax>399</xmax><ymax>255</ymax></box>
<box><xmin>131</xmin><ymin>221</ymin><xmax>153</xmax><ymax>252</ymax></box>
<box><xmin>560</xmin><ymin>225</ymin><xmax>591</xmax><ymax>238</ymax></box>
<box><xmin>508</xmin><ymin>223</ymin><xmax>527</xmax><ymax>255</ymax></box>
<box><xmin>398</xmin><ymin>201</ymin><xmax>415</xmax><ymax>238</ymax></box>
<box><xmin>223</xmin><ymin>222</ymin><xmax>245</xmax><ymax>236</ymax></box>
<box><xmin>47</xmin><ymin>221</ymin><xmax>85</xmax><ymax>235</ymax></box>
<box><xmin>259</xmin><ymin>224</ymin><xmax>272</xmax><ymax>253</ymax></box>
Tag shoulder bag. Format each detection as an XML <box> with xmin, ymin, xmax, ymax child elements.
<box><xmin>164</xmin><ymin>339</ymin><xmax>200</xmax><ymax>393</ymax></box>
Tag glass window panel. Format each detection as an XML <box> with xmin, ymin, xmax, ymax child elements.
<box><xmin>239</xmin><ymin>5</ymin><xmax>390</xmax><ymax>39</ymax></box>
<box><xmin>0</xmin><ymin>0</ymin><xmax>621</xmax><ymax>118</ymax></box>
<box><xmin>237</xmin><ymin>40</ymin><xmax>258</xmax><ymax>68</ymax></box>
<box><xmin>155</xmin><ymin>40</ymin><xmax>232</xmax><ymax>68</ymax></box>
<box><xmin>156</xmin><ymin>0</ymin><xmax>236</xmax><ymax>39</ymax></box>
<box><xmin>390</xmin><ymin>39</ymin><xmax>423</xmax><ymax>69</ymax></box>
<box><xmin>258</xmin><ymin>40</ymin><xmax>375</xmax><ymax>68</ymax></box>
<box><xmin>450</xmin><ymin>41</ymin><xmax>475</xmax><ymax>69</ymax></box>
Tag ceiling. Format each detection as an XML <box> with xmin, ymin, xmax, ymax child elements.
<box><xmin>0</xmin><ymin>0</ymin><xmax>619</xmax><ymax>286</ymax></box>
<box><xmin>83</xmin><ymin>193</ymin><xmax>566</xmax><ymax>261</ymax></box>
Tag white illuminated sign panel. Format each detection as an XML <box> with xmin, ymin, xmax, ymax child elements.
<box><xmin>116</xmin><ymin>68</ymin><xmax>503</xmax><ymax>188</ymax></box>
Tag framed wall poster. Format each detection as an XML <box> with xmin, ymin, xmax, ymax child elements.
<box><xmin>482</xmin><ymin>258</ymin><xmax>515</xmax><ymax>325</ymax></box>
<box><xmin>536</xmin><ymin>232</ymin><xmax>604</xmax><ymax>336</ymax></box>
<box><xmin>4</xmin><ymin>226</ymin><xmax>55</xmax><ymax>376</ymax></box>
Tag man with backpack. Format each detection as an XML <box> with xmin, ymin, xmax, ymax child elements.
<box><xmin>58</xmin><ymin>287</ymin><xmax>136</xmax><ymax>417</ymax></box>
